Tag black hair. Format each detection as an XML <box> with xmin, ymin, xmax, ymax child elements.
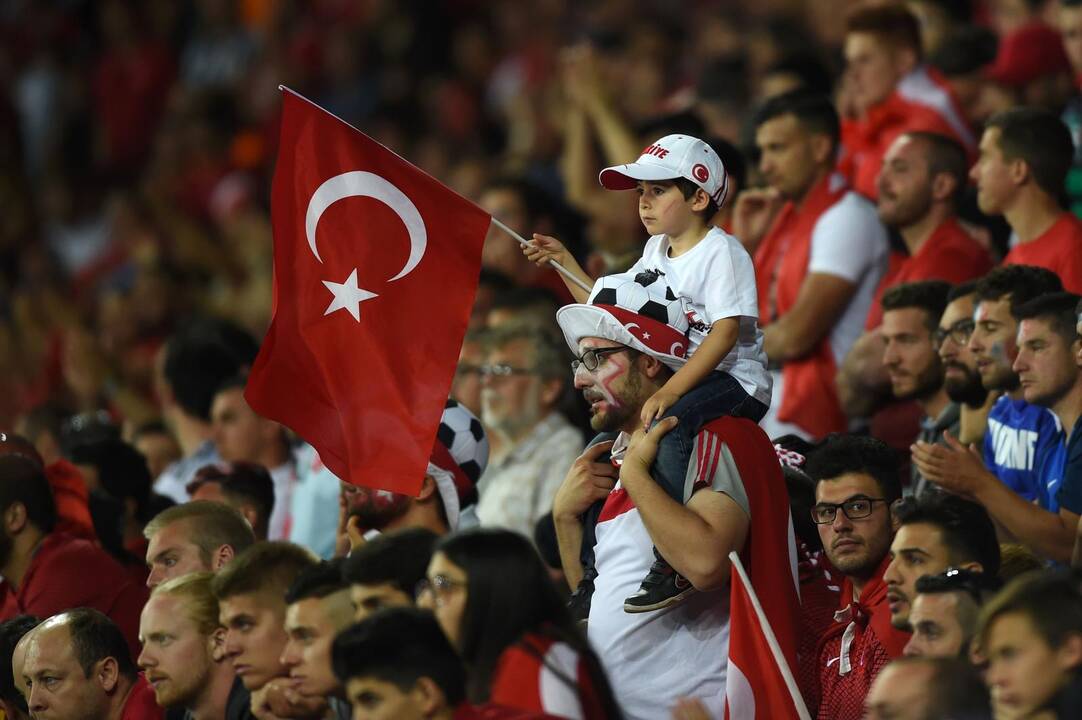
<box><xmin>804</xmin><ymin>434</ymin><xmax>903</xmax><ymax>502</ymax></box>
<box><xmin>285</xmin><ymin>559</ymin><xmax>348</xmax><ymax>604</ymax></box>
<box><xmin>946</xmin><ymin>279</ymin><xmax>979</xmax><ymax>304</ymax></box>
<box><xmin>894</xmin><ymin>492</ymin><xmax>1001</xmax><ymax>576</ymax></box>
<box><xmin>846</xmin><ymin>2</ymin><xmax>924</xmax><ymax>61</ymax></box>
<box><xmin>341</xmin><ymin>527</ymin><xmax>438</xmax><ymax>595</ymax></box>
<box><xmin>1011</xmin><ymin>292</ymin><xmax>1082</xmax><ymax>346</ymax></box>
<box><xmin>974</xmin><ymin>265</ymin><xmax>1063</xmax><ymax>309</ymax></box>
<box><xmin>65</xmin><ymin>608</ymin><xmax>137</xmax><ymax>679</ymax></box>
<box><xmin>904</xmin><ymin>132</ymin><xmax>969</xmax><ymax>204</ymax></box>
<box><xmin>0</xmin><ymin>615</ymin><xmax>38</xmax><ymax>711</ymax></box>
<box><xmin>187</xmin><ymin>461</ymin><xmax>276</xmax><ymax>538</ymax></box>
<box><xmin>68</xmin><ymin>439</ymin><xmax>153</xmax><ymax>523</ymax></box>
<box><xmin>881</xmin><ymin>280</ymin><xmax>952</xmax><ymax>331</ymax></box>
<box><xmin>0</xmin><ymin>456</ymin><xmax>57</xmax><ymax>533</ymax></box>
<box><xmin>928</xmin><ymin>25</ymin><xmax>997</xmax><ymax>75</ymax></box>
<box><xmin>162</xmin><ymin>317</ymin><xmax>259</xmax><ymax>421</ymax></box>
<box><xmin>978</xmin><ymin>570</ymin><xmax>1082</xmax><ymax>651</ymax></box>
<box><xmin>920</xmin><ymin>0</ymin><xmax>974</xmax><ymax>23</ymax></box>
<box><xmin>331</xmin><ymin>607</ymin><xmax>465</xmax><ymax>705</ymax></box>
<box><xmin>986</xmin><ymin>108</ymin><xmax>1074</xmax><ymax>201</ymax></box>
<box><xmin>752</xmin><ymin>90</ymin><xmax>841</xmax><ymax>153</ymax></box>
<box><xmin>434</xmin><ymin>529</ymin><xmax>622</xmax><ymax>717</ymax></box>
<box><xmin>762</xmin><ymin>53</ymin><xmax>835</xmax><ymax>97</ymax></box>
<box><xmin>915</xmin><ymin>568</ymin><xmax>1001</xmax><ymax>600</ymax></box>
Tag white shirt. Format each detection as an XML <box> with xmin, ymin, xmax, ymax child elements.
<box><xmin>476</xmin><ymin>413</ymin><xmax>583</xmax><ymax>539</ymax></box>
<box><xmin>625</xmin><ymin>227</ymin><xmax>771</xmax><ymax>405</ymax></box>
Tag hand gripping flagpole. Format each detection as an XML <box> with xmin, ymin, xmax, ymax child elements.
<box><xmin>490</xmin><ymin>218</ymin><xmax>593</xmax><ymax>294</ymax></box>
<box><xmin>728</xmin><ymin>551</ymin><xmax>812</xmax><ymax>720</ymax></box>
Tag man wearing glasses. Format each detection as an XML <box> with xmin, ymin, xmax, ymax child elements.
<box><xmin>934</xmin><ymin>281</ymin><xmax>993</xmax><ymax>446</ymax></box>
<box><xmin>804</xmin><ymin>434</ymin><xmax>908</xmax><ymax>720</ymax></box>
<box><xmin>474</xmin><ymin>325</ymin><xmax>583</xmax><ymax>539</ymax></box>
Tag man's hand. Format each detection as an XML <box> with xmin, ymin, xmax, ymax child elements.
<box><xmin>640</xmin><ymin>390</ymin><xmax>681</xmax><ymax>431</ymax></box>
<box><xmin>524</xmin><ymin>233</ymin><xmax>570</xmax><ymax>268</ymax></box>
<box><xmin>732</xmin><ymin>188</ymin><xmax>784</xmax><ymax>252</ymax></box>
<box><xmin>622</xmin><ymin>416</ymin><xmax>679</xmax><ymax>479</ymax></box>
<box><xmin>911</xmin><ymin>431</ymin><xmax>995</xmax><ymax>499</ymax></box>
<box><xmin>552</xmin><ymin>441</ymin><xmax>618</xmax><ymax>520</ymax></box>
<box><xmin>250</xmin><ymin>679</ymin><xmax>328</xmax><ymax>720</ymax></box>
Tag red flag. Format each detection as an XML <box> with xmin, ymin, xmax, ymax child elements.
<box><xmin>246</xmin><ymin>88</ymin><xmax>490</xmax><ymax>495</ymax></box>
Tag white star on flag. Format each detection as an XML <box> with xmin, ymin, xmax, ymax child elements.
<box><xmin>642</xmin><ymin>331</ymin><xmax>651</xmax><ymax>340</ymax></box>
<box><xmin>323</xmin><ymin>268</ymin><xmax>378</xmax><ymax>322</ymax></box>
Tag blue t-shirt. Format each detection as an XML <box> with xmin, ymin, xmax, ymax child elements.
<box><xmin>983</xmin><ymin>396</ymin><xmax>1064</xmax><ymax>509</ymax></box>
<box><xmin>1056</xmin><ymin>419</ymin><xmax>1082</xmax><ymax>515</ymax></box>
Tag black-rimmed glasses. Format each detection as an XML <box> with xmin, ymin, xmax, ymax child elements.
<box><xmin>810</xmin><ymin>497</ymin><xmax>888</xmax><ymax>524</ymax></box>
<box><xmin>934</xmin><ymin>319</ymin><xmax>975</xmax><ymax>347</ymax></box>
<box><xmin>570</xmin><ymin>347</ymin><xmax>637</xmax><ymax>373</ymax></box>
<box><xmin>415</xmin><ymin>575</ymin><xmax>467</xmax><ymax>607</ymax></box>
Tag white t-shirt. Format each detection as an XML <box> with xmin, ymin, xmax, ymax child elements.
<box><xmin>805</xmin><ymin>191</ymin><xmax>889</xmax><ymax>365</ymax></box>
<box><xmin>622</xmin><ymin>227</ymin><xmax>771</xmax><ymax>405</ymax></box>
<box><xmin>588</xmin><ymin>429</ymin><xmax>750</xmax><ymax>720</ymax></box>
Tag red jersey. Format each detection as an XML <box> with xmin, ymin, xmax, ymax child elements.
<box><xmin>489</xmin><ymin>632</ymin><xmax>607</xmax><ymax>719</ymax></box>
<box><xmin>1002</xmin><ymin>213</ymin><xmax>1082</xmax><ymax>294</ymax></box>
<box><xmin>813</xmin><ymin>557</ymin><xmax>909</xmax><ymax>720</ymax></box>
<box><xmin>795</xmin><ymin>545</ymin><xmax>843</xmax><ymax>715</ymax></box>
<box><xmin>121</xmin><ymin>675</ymin><xmax>164</xmax><ymax>720</ymax></box>
<box><xmin>0</xmin><ymin>532</ymin><xmax>148</xmax><ymax>659</ymax></box>
<box><xmin>45</xmin><ymin>460</ymin><xmax>97</xmax><ymax>542</ymax></box>
<box><xmin>455</xmin><ymin>704</ymin><xmax>559</xmax><ymax>719</ymax></box>
<box><xmin>865</xmin><ymin>218</ymin><xmax>993</xmax><ymax>329</ymax></box>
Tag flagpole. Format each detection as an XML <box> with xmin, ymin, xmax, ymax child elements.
<box><xmin>490</xmin><ymin>218</ymin><xmax>594</xmax><ymax>294</ymax></box>
<box><xmin>728</xmin><ymin>551</ymin><xmax>813</xmax><ymax>720</ymax></box>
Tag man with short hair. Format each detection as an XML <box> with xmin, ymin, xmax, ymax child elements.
<box><xmin>138</xmin><ymin>572</ymin><xmax>234</xmax><ymax>720</ymax></box>
<box><xmin>276</xmin><ymin>561</ymin><xmax>354</xmax><ymax>716</ymax></box>
<box><xmin>735</xmin><ymin>90</ymin><xmax>889</xmax><ymax>439</ymax></box>
<box><xmin>332</xmin><ymin>606</ymin><xmax>545</xmax><ymax>720</ymax></box>
<box><xmin>154</xmin><ymin>318</ymin><xmax>259</xmax><ymax>504</ymax></box>
<box><xmin>340</xmin><ymin>527</ymin><xmax>438</xmax><ymax>621</ymax></box>
<box><xmin>915</xmin><ymin>288</ymin><xmax>1082</xmax><ymax>562</ymax></box>
<box><xmin>934</xmin><ymin>281</ymin><xmax>993</xmax><ymax>444</ymax></box>
<box><xmin>0</xmin><ymin>615</ymin><xmax>38</xmax><ymax>720</ymax></box>
<box><xmin>980</xmin><ymin>570</ymin><xmax>1082</xmax><ymax>718</ymax></box>
<box><xmin>805</xmin><ymin>434</ymin><xmax>909</xmax><ymax>720</ymax></box>
<box><xmin>904</xmin><ymin>568</ymin><xmax>997</xmax><ymax>658</ymax></box>
<box><xmin>840</xmin><ymin>2</ymin><xmax>976</xmax><ymax>201</ymax></box>
<box><xmin>476</xmin><ymin>326</ymin><xmax>582</xmax><ymax>538</ymax></box>
<box><xmin>863</xmin><ymin>656</ymin><xmax>990</xmax><ymax>720</ymax></box>
<box><xmin>211</xmin><ymin>542</ymin><xmax>318</xmax><ymax>695</ymax></box>
<box><xmin>210</xmin><ymin>375</ymin><xmax>301</xmax><ymax>540</ymax></box>
<box><xmin>552</xmin><ymin>289</ymin><xmax>798</xmax><ymax>719</ymax></box>
<box><xmin>187</xmin><ymin>462</ymin><xmax>276</xmax><ymax>541</ymax></box>
<box><xmin>970</xmin><ymin>107</ymin><xmax>1082</xmax><ymax>292</ymax></box>
<box><xmin>882</xmin><ymin>492</ymin><xmax>1000</xmax><ymax>631</ymax></box>
<box><xmin>143</xmin><ymin>500</ymin><xmax>256</xmax><ymax>588</ymax></box>
<box><xmin>21</xmin><ymin>609</ymin><xmax>162</xmax><ymax>720</ymax></box>
<box><xmin>0</xmin><ymin>456</ymin><xmax>148</xmax><ymax>658</ymax></box>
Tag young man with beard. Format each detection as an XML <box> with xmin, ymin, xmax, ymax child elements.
<box><xmin>805</xmin><ymin>435</ymin><xmax>907</xmax><ymax>720</ymax></box>
<box><xmin>882</xmin><ymin>492</ymin><xmax>1000</xmax><ymax>633</ymax></box>
<box><xmin>211</xmin><ymin>542</ymin><xmax>318</xmax><ymax>720</ymax></box>
<box><xmin>879</xmin><ymin>281</ymin><xmax>951</xmax><ymax>494</ymax></box>
<box><xmin>934</xmin><ymin>282</ymin><xmax>994</xmax><ymax>445</ymax></box>
<box><xmin>274</xmin><ymin>561</ymin><xmax>354</xmax><ymax>720</ymax></box>
<box><xmin>143</xmin><ymin>500</ymin><xmax>256</xmax><ymax>589</ymax></box>
<box><xmin>914</xmin><ymin>285</ymin><xmax>1082</xmax><ymax>562</ymax></box>
<box><xmin>138</xmin><ymin>573</ymin><xmax>234</xmax><ymax>720</ymax></box>
<box><xmin>551</xmin><ymin>288</ymin><xmax>798</xmax><ymax>720</ymax></box>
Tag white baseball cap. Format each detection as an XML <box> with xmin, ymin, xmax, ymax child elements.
<box><xmin>599</xmin><ymin>134</ymin><xmax>728</xmax><ymax>207</ymax></box>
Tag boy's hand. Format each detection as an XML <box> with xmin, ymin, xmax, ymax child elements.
<box><xmin>623</xmin><ymin>416</ymin><xmax>679</xmax><ymax>475</ymax></box>
<box><xmin>640</xmin><ymin>390</ymin><xmax>681</xmax><ymax>431</ymax></box>
<box><xmin>524</xmin><ymin>233</ymin><xmax>569</xmax><ymax>267</ymax></box>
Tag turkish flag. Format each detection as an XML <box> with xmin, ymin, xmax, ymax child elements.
<box><xmin>246</xmin><ymin>88</ymin><xmax>490</xmax><ymax>495</ymax></box>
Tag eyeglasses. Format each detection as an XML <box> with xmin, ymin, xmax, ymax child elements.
<box><xmin>934</xmin><ymin>319</ymin><xmax>975</xmax><ymax>347</ymax></box>
<box><xmin>810</xmin><ymin>497</ymin><xmax>888</xmax><ymax>524</ymax></box>
<box><xmin>477</xmin><ymin>363</ymin><xmax>536</xmax><ymax>378</ymax></box>
<box><xmin>570</xmin><ymin>347</ymin><xmax>637</xmax><ymax>373</ymax></box>
<box><xmin>415</xmin><ymin>575</ymin><xmax>467</xmax><ymax>607</ymax></box>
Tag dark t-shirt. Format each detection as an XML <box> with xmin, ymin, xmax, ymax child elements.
<box><xmin>1057</xmin><ymin>420</ymin><xmax>1082</xmax><ymax>514</ymax></box>
<box><xmin>225</xmin><ymin>677</ymin><xmax>255</xmax><ymax>720</ymax></box>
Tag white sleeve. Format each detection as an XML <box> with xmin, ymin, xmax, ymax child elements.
<box><xmin>701</xmin><ymin>242</ymin><xmax>759</xmax><ymax>323</ymax></box>
<box><xmin>807</xmin><ymin>193</ymin><xmax>889</xmax><ymax>283</ymax></box>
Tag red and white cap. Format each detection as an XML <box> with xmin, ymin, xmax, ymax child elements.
<box><xmin>556</xmin><ymin>274</ymin><xmax>691</xmax><ymax>371</ymax></box>
<box><xmin>599</xmin><ymin>134</ymin><xmax>728</xmax><ymax>207</ymax></box>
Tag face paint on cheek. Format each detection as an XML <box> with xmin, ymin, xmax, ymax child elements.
<box><xmin>593</xmin><ymin>355</ymin><xmax>630</xmax><ymax>409</ymax></box>
<box><xmin>988</xmin><ymin>340</ymin><xmax>1012</xmax><ymax>366</ymax></box>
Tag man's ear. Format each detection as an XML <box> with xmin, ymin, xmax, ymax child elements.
<box><xmin>1058</xmin><ymin>632</ymin><xmax>1082</xmax><ymax>671</ymax></box>
<box><xmin>211</xmin><ymin>544</ymin><xmax>236</xmax><ymax>572</ymax></box>
<box><xmin>96</xmin><ymin>657</ymin><xmax>120</xmax><ymax>693</ymax></box>
<box><xmin>930</xmin><ymin>172</ymin><xmax>958</xmax><ymax>204</ymax></box>
<box><xmin>638</xmin><ymin>353</ymin><xmax>667</xmax><ymax>380</ymax></box>
<box><xmin>810</xmin><ymin>134</ymin><xmax>834</xmax><ymax>166</ymax></box>
<box><xmin>238</xmin><ymin>504</ymin><xmax>261</xmax><ymax>535</ymax></box>
<box><xmin>412</xmin><ymin>676</ymin><xmax>446</xmax><ymax>716</ymax></box>
<box><xmin>1009</xmin><ymin>157</ymin><xmax>1030</xmax><ymax>187</ymax></box>
<box><xmin>209</xmin><ymin>627</ymin><xmax>227</xmax><ymax>662</ymax></box>
<box><xmin>4</xmin><ymin>502</ymin><xmax>27</xmax><ymax>536</ymax></box>
<box><xmin>418</xmin><ymin>475</ymin><xmax>438</xmax><ymax>501</ymax></box>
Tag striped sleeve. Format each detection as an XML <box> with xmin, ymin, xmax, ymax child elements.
<box><xmin>685</xmin><ymin>429</ymin><xmax>750</xmax><ymax>515</ymax></box>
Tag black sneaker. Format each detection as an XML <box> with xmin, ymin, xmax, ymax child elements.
<box><xmin>623</xmin><ymin>553</ymin><xmax>695</xmax><ymax>613</ymax></box>
<box><xmin>568</xmin><ymin>565</ymin><xmax>597</xmax><ymax>624</ymax></box>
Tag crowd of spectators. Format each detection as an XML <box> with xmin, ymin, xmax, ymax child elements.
<box><xmin>5</xmin><ymin>0</ymin><xmax>1082</xmax><ymax>718</ymax></box>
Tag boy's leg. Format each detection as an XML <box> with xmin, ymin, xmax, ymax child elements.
<box><xmin>625</xmin><ymin>373</ymin><xmax>758</xmax><ymax>612</ymax></box>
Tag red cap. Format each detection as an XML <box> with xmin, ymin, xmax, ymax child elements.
<box><xmin>985</xmin><ymin>22</ymin><xmax>1071</xmax><ymax>88</ymax></box>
